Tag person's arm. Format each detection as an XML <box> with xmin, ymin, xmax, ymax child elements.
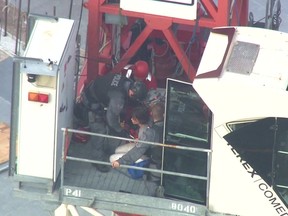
<box><xmin>116</xmin><ymin>127</ymin><xmax>156</xmax><ymax>165</ymax></box>
<box><xmin>117</xmin><ymin>142</ymin><xmax>150</xmax><ymax>165</ymax></box>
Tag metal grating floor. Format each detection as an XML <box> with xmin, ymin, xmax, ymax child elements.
<box><xmin>63</xmin><ymin>138</ymin><xmax>159</xmax><ymax>197</ymax></box>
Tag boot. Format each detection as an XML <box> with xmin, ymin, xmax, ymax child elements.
<box><xmin>92</xmin><ymin>163</ymin><xmax>111</xmax><ymax>173</ymax></box>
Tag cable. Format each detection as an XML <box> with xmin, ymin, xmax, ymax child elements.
<box><xmin>172</xmin><ymin>13</ymin><xmax>200</xmax><ymax>78</ymax></box>
<box><xmin>272</xmin><ymin>0</ymin><xmax>282</xmax><ymax>30</ymax></box>
<box><xmin>76</xmin><ymin>0</ymin><xmax>84</xmax><ymax>40</ymax></box>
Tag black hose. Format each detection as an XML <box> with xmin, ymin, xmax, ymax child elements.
<box><xmin>15</xmin><ymin>0</ymin><xmax>22</xmax><ymax>54</ymax></box>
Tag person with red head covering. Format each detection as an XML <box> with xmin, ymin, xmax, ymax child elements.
<box><xmin>120</xmin><ymin>60</ymin><xmax>160</xmax><ymax>137</ymax></box>
<box><xmin>124</xmin><ymin>60</ymin><xmax>158</xmax><ymax>90</ymax></box>
<box><xmin>133</xmin><ymin>60</ymin><xmax>149</xmax><ymax>80</ymax></box>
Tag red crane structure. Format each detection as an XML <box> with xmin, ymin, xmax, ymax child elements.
<box><xmin>79</xmin><ymin>0</ymin><xmax>248</xmax><ymax>91</ymax></box>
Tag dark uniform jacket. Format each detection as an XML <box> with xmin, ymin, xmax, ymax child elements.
<box><xmin>84</xmin><ymin>73</ymin><xmax>133</xmax><ymax>133</ymax></box>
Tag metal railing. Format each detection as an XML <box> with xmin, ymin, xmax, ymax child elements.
<box><xmin>60</xmin><ymin>127</ymin><xmax>212</xmax><ymax>198</ymax></box>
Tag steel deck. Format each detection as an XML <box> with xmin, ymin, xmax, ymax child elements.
<box><xmin>64</xmin><ymin>137</ymin><xmax>159</xmax><ymax>197</ymax></box>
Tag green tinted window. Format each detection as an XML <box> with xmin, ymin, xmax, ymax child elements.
<box><xmin>163</xmin><ymin>79</ymin><xmax>211</xmax><ymax>205</ymax></box>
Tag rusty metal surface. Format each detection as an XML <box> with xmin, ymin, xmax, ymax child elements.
<box><xmin>0</xmin><ymin>123</ymin><xmax>9</xmax><ymax>164</ymax></box>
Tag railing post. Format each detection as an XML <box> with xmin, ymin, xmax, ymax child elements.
<box><xmin>3</xmin><ymin>0</ymin><xmax>8</xmax><ymax>36</ymax></box>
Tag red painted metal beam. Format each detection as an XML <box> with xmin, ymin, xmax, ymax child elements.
<box><xmin>111</xmin><ymin>24</ymin><xmax>153</xmax><ymax>73</ymax></box>
<box><xmin>86</xmin><ymin>0</ymin><xmax>105</xmax><ymax>81</ymax></box>
<box><xmin>239</xmin><ymin>0</ymin><xmax>249</xmax><ymax>26</ymax></box>
<box><xmin>101</xmin><ymin>4</ymin><xmax>210</xmax><ymax>27</ymax></box>
<box><xmin>112</xmin><ymin>14</ymin><xmax>196</xmax><ymax>79</ymax></box>
<box><xmin>84</xmin><ymin>0</ymin><xmax>248</xmax><ymax>84</ymax></box>
<box><xmin>216</xmin><ymin>0</ymin><xmax>230</xmax><ymax>25</ymax></box>
<box><xmin>163</xmin><ymin>27</ymin><xmax>196</xmax><ymax>80</ymax></box>
<box><xmin>200</xmin><ymin>0</ymin><xmax>218</xmax><ymax>20</ymax></box>
<box><xmin>99</xmin><ymin>0</ymin><xmax>237</xmax><ymax>29</ymax></box>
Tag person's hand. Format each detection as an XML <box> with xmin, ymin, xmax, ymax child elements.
<box><xmin>76</xmin><ymin>95</ymin><xmax>82</xmax><ymax>103</ymax></box>
<box><xmin>112</xmin><ymin>160</ymin><xmax>120</xmax><ymax>168</ymax></box>
<box><xmin>120</xmin><ymin>121</ymin><xmax>126</xmax><ymax>129</ymax></box>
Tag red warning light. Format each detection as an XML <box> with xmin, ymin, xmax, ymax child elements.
<box><xmin>28</xmin><ymin>92</ymin><xmax>49</xmax><ymax>103</ymax></box>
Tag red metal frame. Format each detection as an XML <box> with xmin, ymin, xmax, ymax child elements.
<box><xmin>77</xmin><ymin>1</ymin><xmax>249</xmax><ymax>215</ymax></box>
<box><xmin>82</xmin><ymin>0</ymin><xmax>248</xmax><ymax>86</ymax></box>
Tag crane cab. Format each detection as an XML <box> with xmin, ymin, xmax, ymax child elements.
<box><xmin>60</xmin><ymin>26</ymin><xmax>288</xmax><ymax>216</ymax></box>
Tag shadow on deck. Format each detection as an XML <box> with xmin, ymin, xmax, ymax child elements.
<box><xmin>64</xmin><ymin>138</ymin><xmax>159</xmax><ymax>197</ymax></box>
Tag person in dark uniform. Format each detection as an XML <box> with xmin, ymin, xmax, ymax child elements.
<box><xmin>74</xmin><ymin>72</ymin><xmax>147</xmax><ymax>172</ymax></box>
<box><xmin>123</xmin><ymin>60</ymin><xmax>158</xmax><ymax>91</ymax></box>
<box><xmin>74</xmin><ymin>72</ymin><xmax>147</xmax><ymax>135</ymax></box>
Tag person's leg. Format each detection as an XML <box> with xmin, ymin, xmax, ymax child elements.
<box><xmin>115</xmin><ymin>142</ymin><xmax>136</xmax><ymax>153</ymax></box>
<box><xmin>109</xmin><ymin>153</ymin><xmax>125</xmax><ymax>163</ymax></box>
<box><xmin>73</xmin><ymin>102</ymin><xmax>89</xmax><ymax>127</ymax></box>
<box><xmin>90</xmin><ymin>119</ymin><xmax>111</xmax><ymax>172</ymax></box>
<box><xmin>111</xmin><ymin>147</ymin><xmax>150</xmax><ymax>165</ymax></box>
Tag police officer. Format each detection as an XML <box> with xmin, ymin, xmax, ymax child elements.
<box><xmin>74</xmin><ymin>73</ymin><xmax>147</xmax><ymax>172</ymax></box>
<box><xmin>123</xmin><ymin>60</ymin><xmax>158</xmax><ymax>90</ymax></box>
<box><xmin>75</xmin><ymin>72</ymin><xmax>147</xmax><ymax>136</ymax></box>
